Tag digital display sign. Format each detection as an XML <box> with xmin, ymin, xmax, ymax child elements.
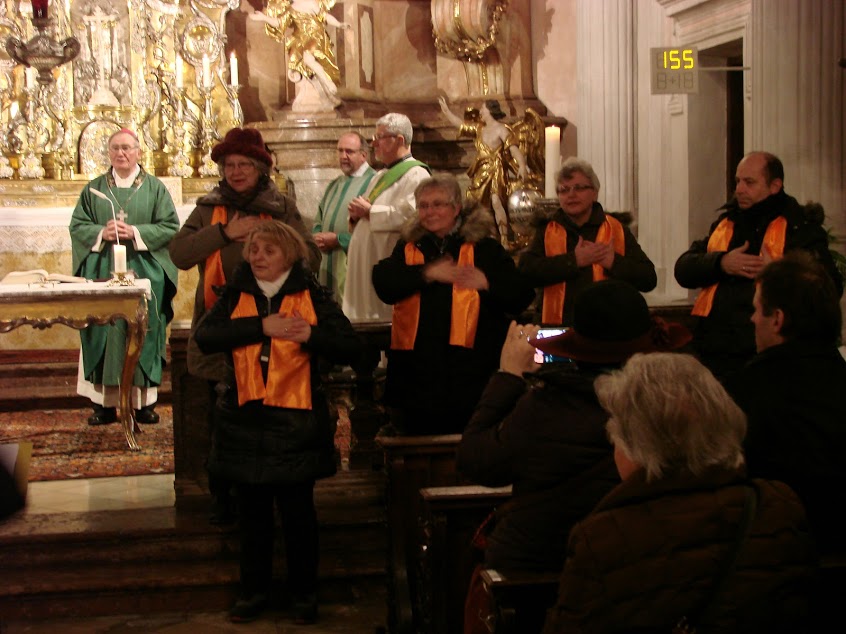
<box><xmin>651</xmin><ymin>47</ymin><xmax>699</xmax><ymax>94</ymax></box>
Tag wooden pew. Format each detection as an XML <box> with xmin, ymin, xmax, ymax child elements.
<box><xmin>418</xmin><ymin>484</ymin><xmax>513</xmax><ymax>634</ymax></box>
<box><xmin>479</xmin><ymin>568</ymin><xmax>560</xmax><ymax>634</ymax></box>
<box><xmin>376</xmin><ymin>434</ymin><xmax>464</xmax><ymax>634</ymax></box>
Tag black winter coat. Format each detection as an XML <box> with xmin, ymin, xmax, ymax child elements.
<box><xmin>674</xmin><ymin>190</ymin><xmax>842</xmax><ymax>377</ymax></box>
<box><xmin>372</xmin><ymin>209</ymin><xmax>534</xmax><ymax>435</ymax></box>
<box><xmin>725</xmin><ymin>340</ymin><xmax>846</xmax><ymax>555</ymax></box>
<box><xmin>543</xmin><ymin>469</ymin><xmax>816</xmax><ymax>634</ymax></box>
<box><xmin>194</xmin><ymin>261</ymin><xmax>363</xmax><ymax>484</ymax></box>
<box><xmin>518</xmin><ymin>203</ymin><xmax>657</xmax><ymax>325</ymax></box>
<box><xmin>456</xmin><ymin>365</ymin><xmax>620</xmax><ymax>571</ymax></box>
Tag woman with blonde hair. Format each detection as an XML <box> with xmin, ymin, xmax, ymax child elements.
<box><xmin>543</xmin><ymin>353</ymin><xmax>816</xmax><ymax>633</ymax></box>
<box><xmin>195</xmin><ymin>220</ymin><xmax>361</xmax><ymax>624</ymax></box>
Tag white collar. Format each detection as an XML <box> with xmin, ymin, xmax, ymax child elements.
<box><xmin>352</xmin><ymin>162</ymin><xmax>371</xmax><ymax>177</ymax></box>
<box><xmin>112</xmin><ymin>165</ymin><xmax>141</xmax><ymax>188</ymax></box>
<box><xmin>256</xmin><ymin>268</ymin><xmax>291</xmax><ymax>298</ymax></box>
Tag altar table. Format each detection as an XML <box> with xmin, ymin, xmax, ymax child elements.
<box><xmin>0</xmin><ymin>279</ymin><xmax>151</xmax><ymax>450</ymax></box>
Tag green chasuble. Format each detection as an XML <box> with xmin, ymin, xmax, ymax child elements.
<box><xmin>69</xmin><ymin>169</ymin><xmax>179</xmax><ymax>388</ymax></box>
<box><xmin>313</xmin><ymin>165</ymin><xmax>375</xmax><ymax>301</ymax></box>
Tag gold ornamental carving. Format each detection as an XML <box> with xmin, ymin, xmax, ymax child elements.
<box><xmin>431</xmin><ymin>0</ymin><xmax>509</xmax><ymax>62</ymax></box>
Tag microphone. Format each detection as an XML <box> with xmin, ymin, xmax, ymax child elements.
<box><xmin>90</xmin><ymin>188</ymin><xmax>119</xmax><ymax>246</ymax></box>
<box><xmin>90</xmin><ymin>188</ymin><xmax>127</xmax><ymax>274</ymax></box>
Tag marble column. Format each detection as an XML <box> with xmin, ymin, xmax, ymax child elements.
<box><xmin>575</xmin><ymin>0</ymin><xmax>634</xmax><ymax>214</ymax></box>
<box><xmin>749</xmin><ymin>0</ymin><xmax>845</xmax><ymax>241</ymax></box>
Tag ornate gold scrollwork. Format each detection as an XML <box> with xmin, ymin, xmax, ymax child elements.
<box><xmin>431</xmin><ymin>0</ymin><xmax>509</xmax><ymax>62</ymax></box>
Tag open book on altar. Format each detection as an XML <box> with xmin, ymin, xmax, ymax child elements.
<box><xmin>0</xmin><ymin>269</ymin><xmax>90</xmax><ymax>285</ymax></box>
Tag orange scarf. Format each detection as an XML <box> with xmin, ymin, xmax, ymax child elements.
<box><xmin>391</xmin><ymin>242</ymin><xmax>480</xmax><ymax>350</ymax></box>
<box><xmin>691</xmin><ymin>216</ymin><xmax>787</xmax><ymax>316</ymax></box>
<box><xmin>203</xmin><ymin>206</ymin><xmax>270</xmax><ymax>309</ymax></box>
<box><xmin>541</xmin><ymin>216</ymin><xmax>626</xmax><ymax>324</ymax></box>
<box><xmin>230</xmin><ymin>290</ymin><xmax>317</xmax><ymax>409</ymax></box>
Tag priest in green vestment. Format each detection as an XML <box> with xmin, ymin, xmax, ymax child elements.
<box><xmin>69</xmin><ymin>129</ymin><xmax>179</xmax><ymax>426</ymax></box>
<box><xmin>312</xmin><ymin>131</ymin><xmax>375</xmax><ymax>302</ymax></box>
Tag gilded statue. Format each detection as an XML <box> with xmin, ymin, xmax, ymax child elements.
<box><xmin>251</xmin><ymin>0</ymin><xmax>349</xmax><ymax>108</ymax></box>
<box><xmin>439</xmin><ymin>97</ymin><xmax>544</xmax><ymax>246</ymax></box>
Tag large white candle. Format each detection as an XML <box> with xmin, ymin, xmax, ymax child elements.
<box><xmin>544</xmin><ymin>126</ymin><xmax>561</xmax><ymax>198</ymax></box>
<box><xmin>25</xmin><ymin>67</ymin><xmax>35</xmax><ymax>89</ymax></box>
<box><xmin>175</xmin><ymin>54</ymin><xmax>183</xmax><ymax>89</ymax></box>
<box><xmin>229</xmin><ymin>52</ymin><xmax>238</xmax><ymax>86</ymax></box>
<box><xmin>113</xmin><ymin>244</ymin><xmax>127</xmax><ymax>274</ymax></box>
<box><xmin>202</xmin><ymin>55</ymin><xmax>211</xmax><ymax>88</ymax></box>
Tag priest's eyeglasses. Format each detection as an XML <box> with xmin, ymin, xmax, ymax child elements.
<box><xmin>109</xmin><ymin>144</ymin><xmax>139</xmax><ymax>153</ymax></box>
<box><xmin>371</xmin><ymin>133</ymin><xmax>397</xmax><ymax>144</ymax></box>
<box><xmin>556</xmin><ymin>184</ymin><xmax>594</xmax><ymax>195</ymax></box>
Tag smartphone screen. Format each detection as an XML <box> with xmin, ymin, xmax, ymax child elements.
<box><xmin>533</xmin><ymin>328</ymin><xmax>570</xmax><ymax>364</ymax></box>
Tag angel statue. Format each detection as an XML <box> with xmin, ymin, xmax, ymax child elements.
<box><xmin>439</xmin><ymin>96</ymin><xmax>544</xmax><ymax>246</ymax></box>
<box><xmin>250</xmin><ymin>0</ymin><xmax>349</xmax><ymax>110</ymax></box>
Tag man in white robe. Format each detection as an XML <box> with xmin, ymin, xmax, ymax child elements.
<box><xmin>343</xmin><ymin>113</ymin><xmax>430</xmax><ymax>322</ymax></box>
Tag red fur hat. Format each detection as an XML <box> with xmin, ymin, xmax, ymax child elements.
<box><xmin>210</xmin><ymin>127</ymin><xmax>272</xmax><ymax>166</ymax></box>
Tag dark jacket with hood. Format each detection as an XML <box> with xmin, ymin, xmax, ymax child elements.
<box><xmin>371</xmin><ymin>208</ymin><xmax>534</xmax><ymax>435</ymax></box>
<box><xmin>194</xmin><ymin>260</ymin><xmax>362</xmax><ymax>484</ymax></box>
<box><xmin>674</xmin><ymin>190</ymin><xmax>842</xmax><ymax>377</ymax></box>
<box><xmin>169</xmin><ymin>176</ymin><xmax>321</xmax><ymax>381</ymax></box>
<box><xmin>456</xmin><ymin>364</ymin><xmax>621</xmax><ymax>571</ymax></box>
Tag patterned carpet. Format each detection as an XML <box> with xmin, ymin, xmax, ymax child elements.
<box><xmin>0</xmin><ymin>405</ymin><xmax>174</xmax><ymax>481</ymax></box>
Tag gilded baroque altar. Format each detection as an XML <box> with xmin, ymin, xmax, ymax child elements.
<box><xmin>0</xmin><ymin>0</ymin><xmax>243</xmax><ymax>180</ymax></box>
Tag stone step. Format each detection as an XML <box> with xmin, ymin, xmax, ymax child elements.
<box><xmin>0</xmin><ymin>469</ymin><xmax>389</xmax><ymax>621</ymax></box>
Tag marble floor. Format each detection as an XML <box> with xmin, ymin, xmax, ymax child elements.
<box><xmin>2</xmin><ymin>476</ymin><xmax>388</xmax><ymax>634</ymax></box>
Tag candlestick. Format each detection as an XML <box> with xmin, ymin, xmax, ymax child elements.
<box><xmin>113</xmin><ymin>244</ymin><xmax>127</xmax><ymax>274</ymax></box>
<box><xmin>229</xmin><ymin>52</ymin><xmax>238</xmax><ymax>86</ymax></box>
<box><xmin>202</xmin><ymin>55</ymin><xmax>211</xmax><ymax>88</ymax></box>
<box><xmin>175</xmin><ymin>54</ymin><xmax>183</xmax><ymax>89</ymax></box>
<box><xmin>32</xmin><ymin>0</ymin><xmax>48</xmax><ymax>19</ymax></box>
<box><xmin>544</xmin><ymin>126</ymin><xmax>561</xmax><ymax>198</ymax></box>
<box><xmin>25</xmin><ymin>66</ymin><xmax>35</xmax><ymax>89</ymax></box>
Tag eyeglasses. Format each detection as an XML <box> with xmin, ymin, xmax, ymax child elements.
<box><xmin>556</xmin><ymin>184</ymin><xmax>594</xmax><ymax>195</ymax></box>
<box><xmin>224</xmin><ymin>161</ymin><xmax>256</xmax><ymax>172</ymax></box>
<box><xmin>370</xmin><ymin>133</ymin><xmax>397</xmax><ymax>144</ymax></box>
<box><xmin>417</xmin><ymin>201</ymin><xmax>454</xmax><ymax>212</ymax></box>
<box><xmin>109</xmin><ymin>144</ymin><xmax>139</xmax><ymax>153</ymax></box>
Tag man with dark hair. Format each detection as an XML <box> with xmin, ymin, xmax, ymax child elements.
<box><xmin>725</xmin><ymin>252</ymin><xmax>846</xmax><ymax>555</ymax></box>
<box><xmin>675</xmin><ymin>150</ymin><xmax>842</xmax><ymax>378</ymax></box>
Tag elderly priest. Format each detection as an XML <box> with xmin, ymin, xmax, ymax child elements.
<box><xmin>69</xmin><ymin>128</ymin><xmax>179</xmax><ymax>426</ymax></box>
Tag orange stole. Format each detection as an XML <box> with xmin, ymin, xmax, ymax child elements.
<box><xmin>541</xmin><ymin>217</ymin><xmax>626</xmax><ymax>324</ymax></box>
<box><xmin>203</xmin><ymin>206</ymin><xmax>271</xmax><ymax>309</ymax></box>
<box><xmin>230</xmin><ymin>290</ymin><xmax>317</xmax><ymax>409</ymax></box>
<box><xmin>691</xmin><ymin>216</ymin><xmax>787</xmax><ymax>317</ymax></box>
<box><xmin>391</xmin><ymin>243</ymin><xmax>480</xmax><ymax>350</ymax></box>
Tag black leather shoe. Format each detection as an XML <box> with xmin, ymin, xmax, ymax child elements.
<box><xmin>87</xmin><ymin>405</ymin><xmax>117</xmax><ymax>426</ymax></box>
<box><xmin>229</xmin><ymin>593</ymin><xmax>268</xmax><ymax>623</ymax></box>
<box><xmin>134</xmin><ymin>405</ymin><xmax>160</xmax><ymax>425</ymax></box>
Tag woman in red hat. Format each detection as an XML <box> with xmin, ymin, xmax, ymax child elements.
<box><xmin>169</xmin><ymin>128</ymin><xmax>321</xmax><ymax>525</ymax></box>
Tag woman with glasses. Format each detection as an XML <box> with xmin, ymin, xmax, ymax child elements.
<box><xmin>371</xmin><ymin>174</ymin><xmax>534</xmax><ymax>435</ymax></box>
<box><xmin>169</xmin><ymin>127</ymin><xmax>320</xmax><ymax>525</ymax></box>
<box><xmin>519</xmin><ymin>157</ymin><xmax>657</xmax><ymax>326</ymax></box>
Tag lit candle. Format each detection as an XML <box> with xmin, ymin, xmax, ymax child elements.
<box><xmin>175</xmin><ymin>54</ymin><xmax>183</xmax><ymax>89</ymax></box>
<box><xmin>25</xmin><ymin>67</ymin><xmax>35</xmax><ymax>89</ymax></box>
<box><xmin>201</xmin><ymin>55</ymin><xmax>211</xmax><ymax>88</ymax></box>
<box><xmin>229</xmin><ymin>52</ymin><xmax>238</xmax><ymax>86</ymax></box>
<box><xmin>113</xmin><ymin>244</ymin><xmax>127</xmax><ymax>274</ymax></box>
<box><xmin>544</xmin><ymin>126</ymin><xmax>561</xmax><ymax>198</ymax></box>
<box><xmin>32</xmin><ymin>0</ymin><xmax>48</xmax><ymax>19</ymax></box>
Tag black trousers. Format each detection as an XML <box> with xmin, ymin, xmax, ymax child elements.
<box><xmin>235</xmin><ymin>480</ymin><xmax>319</xmax><ymax>597</ymax></box>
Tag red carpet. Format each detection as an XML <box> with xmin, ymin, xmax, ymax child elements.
<box><xmin>0</xmin><ymin>406</ymin><xmax>174</xmax><ymax>482</ymax></box>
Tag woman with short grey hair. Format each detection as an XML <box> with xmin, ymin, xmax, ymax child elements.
<box><xmin>543</xmin><ymin>352</ymin><xmax>816</xmax><ymax>634</ymax></box>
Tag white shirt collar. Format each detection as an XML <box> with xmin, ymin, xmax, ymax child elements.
<box><xmin>112</xmin><ymin>164</ymin><xmax>141</xmax><ymax>188</ymax></box>
<box><xmin>352</xmin><ymin>162</ymin><xmax>371</xmax><ymax>177</ymax></box>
